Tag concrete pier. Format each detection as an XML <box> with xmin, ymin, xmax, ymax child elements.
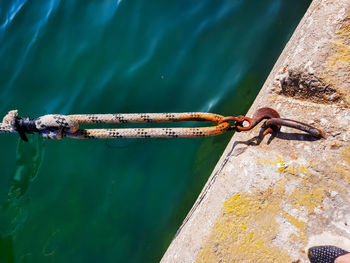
<box><xmin>161</xmin><ymin>0</ymin><xmax>350</xmax><ymax>262</ymax></box>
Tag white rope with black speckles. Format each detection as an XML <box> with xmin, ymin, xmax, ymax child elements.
<box><xmin>0</xmin><ymin>110</ymin><xmax>230</xmax><ymax>140</ymax></box>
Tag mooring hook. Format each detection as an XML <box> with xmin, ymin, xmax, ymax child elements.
<box><xmin>265</xmin><ymin>118</ymin><xmax>324</xmax><ymax>138</ymax></box>
<box><xmin>236</xmin><ymin>107</ymin><xmax>324</xmax><ymax>138</ymax></box>
<box><xmin>233</xmin><ymin>107</ymin><xmax>281</xmax><ymax>132</ymax></box>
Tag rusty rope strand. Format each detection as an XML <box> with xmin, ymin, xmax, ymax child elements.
<box><xmin>66</xmin><ymin>112</ymin><xmax>228</xmax><ymax>139</ymax></box>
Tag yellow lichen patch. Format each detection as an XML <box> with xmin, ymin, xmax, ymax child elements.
<box><xmin>338</xmin><ymin>20</ymin><xmax>350</xmax><ymax>37</ymax></box>
<box><xmin>289</xmin><ymin>187</ymin><xmax>325</xmax><ymax>212</ymax></box>
<box><xmin>334</xmin><ymin>163</ymin><xmax>350</xmax><ymax>184</ymax></box>
<box><xmin>196</xmin><ymin>191</ymin><xmax>292</xmax><ymax>263</ymax></box>
<box><xmin>195</xmin><ymin>154</ymin><xmax>336</xmax><ymax>263</ymax></box>
<box><xmin>336</xmin><ymin>146</ymin><xmax>350</xmax><ymax>184</ymax></box>
<box><xmin>284</xmin><ymin>213</ymin><xmax>306</xmax><ymax>230</ymax></box>
<box><xmin>327</xmin><ymin>41</ymin><xmax>350</xmax><ymax>68</ymax></box>
<box><xmin>298</xmin><ymin>165</ymin><xmax>310</xmax><ymax>175</ymax></box>
<box><xmin>282</xmin><ymin>211</ymin><xmax>306</xmax><ymax>241</ymax></box>
<box><xmin>328</xmin><ymin>15</ymin><xmax>350</xmax><ymax>68</ymax></box>
<box><xmin>323</xmin><ymin>15</ymin><xmax>350</xmax><ymax>104</ymax></box>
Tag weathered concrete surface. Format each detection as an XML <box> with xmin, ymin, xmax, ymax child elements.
<box><xmin>162</xmin><ymin>0</ymin><xmax>350</xmax><ymax>262</ymax></box>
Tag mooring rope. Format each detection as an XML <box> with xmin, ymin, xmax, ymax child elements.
<box><xmin>0</xmin><ymin>110</ymin><xmax>243</xmax><ymax>140</ymax></box>
<box><xmin>0</xmin><ymin>108</ymin><xmax>323</xmax><ymax>141</ymax></box>
<box><xmin>68</xmin><ymin>112</ymin><xmax>232</xmax><ymax>139</ymax></box>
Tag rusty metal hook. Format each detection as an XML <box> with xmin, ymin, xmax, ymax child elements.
<box><xmin>265</xmin><ymin>118</ymin><xmax>324</xmax><ymax>138</ymax></box>
<box><xmin>222</xmin><ymin>107</ymin><xmax>324</xmax><ymax>138</ymax></box>
<box><xmin>235</xmin><ymin>107</ymin><xmax>281</xmax><ymax>134</ymax></box>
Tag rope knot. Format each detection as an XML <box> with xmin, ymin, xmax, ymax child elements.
<box><xmin>5</xmin><ymin>112</ymin><xmax>80</xmax><ymax>141</ymax></box>
<box><xmin>35</xmin><ymin>115</ymin><xmax>79</xmax><ymax>140</ymax></box>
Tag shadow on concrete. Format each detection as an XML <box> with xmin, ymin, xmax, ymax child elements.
<box><xmin>234</xmin><ymin>126</ymin><xmax>322</xmax><ymax>149</ymax></box>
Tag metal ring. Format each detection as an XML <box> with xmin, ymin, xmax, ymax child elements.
<box><xmin>235</xmin><ymin>117</ymin><xmax>252</xmax><ymax>131</ymax></box>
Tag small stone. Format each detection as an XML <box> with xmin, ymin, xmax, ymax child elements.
<box><xmin>331</xmin><ymin>131</ymin><xmax>341</xmax><ymax>137</ymax></box>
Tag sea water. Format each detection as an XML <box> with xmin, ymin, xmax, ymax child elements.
<box><xmin>0</xmin><ymin>0</ymin><xmax>311</xmax><ymax>262</ymax></box>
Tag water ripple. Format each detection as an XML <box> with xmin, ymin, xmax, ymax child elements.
<box><xmin>0</xmin><ymin>0</ymin><xmax>28</xmax><ymax>31</ymax></box>
<box><xmin>86</xmin><ymin>0</ymin><xmax>123</xmax><ymax>27</ymax></box>
<box><xmin>1</xmin><ymin>0</ymin><xmax>60</xmax><ymax>105</ymax></box>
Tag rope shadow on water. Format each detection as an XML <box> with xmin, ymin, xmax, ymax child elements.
<box><xmin>0</xmin><ymin>135</ymin><xmax>44</xmax><ymax>263</ymax></box>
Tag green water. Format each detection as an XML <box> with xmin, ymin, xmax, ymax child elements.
<box><xmin>0</xmin><ymin>1</ymin><xmax>311</xmax><ymax>262</ymax></box>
